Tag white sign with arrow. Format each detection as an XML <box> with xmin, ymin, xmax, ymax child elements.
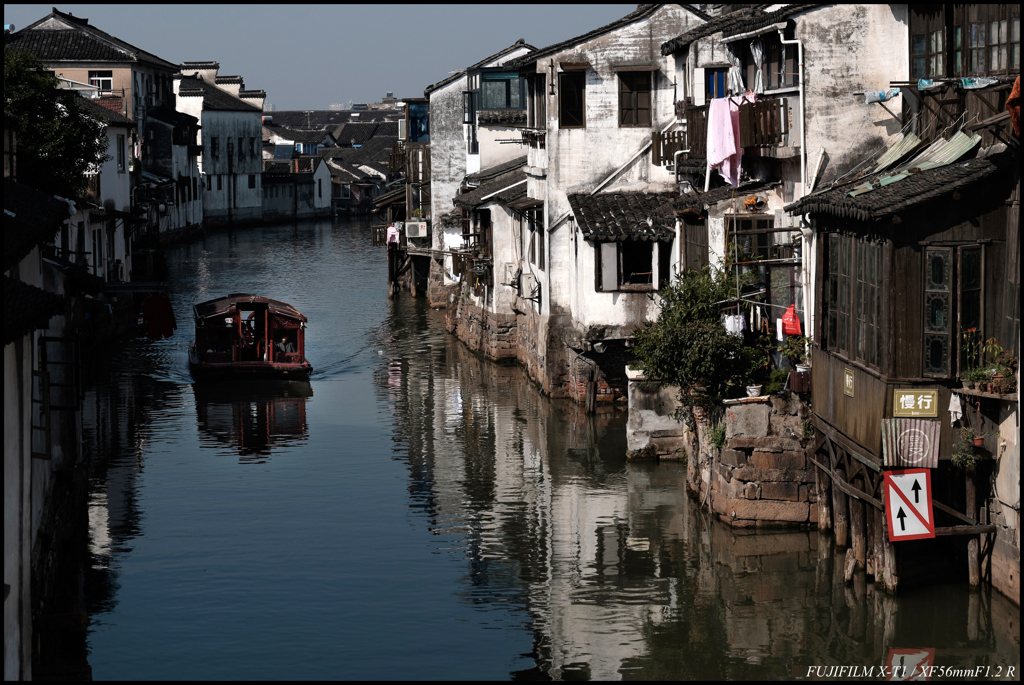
<box><xmin>884</xmin><ymin>468</ymin><xmax>935</xmax><ymax>541</ymax></box>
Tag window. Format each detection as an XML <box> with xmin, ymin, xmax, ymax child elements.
<box><xmin>743</xmin><ymin>34</ymin><xmax>799</xmax><ymax>91</ymax></box>
<box><xmin>595</xmin><ymin>240</ymin><xmax>672</xmax><ymax>292</ymax></box>
<box><xmin>116</xmin><ymin>133</ymin><xmax>126</xmax><ymax>172</ymax></box>
<box><xmin>558</xmin><ymin>71</ymin><xmax>585</xmax><ymax>128</ymax></box>
<box><xmin>681</xmin><ymin>217</ymin><xmax>709</xmax><ymax>271</ymax></box>
<box><xmin>464</xmin><ymin>91</ymin><xmax>479</xmax><ymax>154</ymax></box>
<box><xmin>527</xmin><ymin>73</ymin><xmax>547</xmax><ymax>130</ymax></box>
<box><xmin>618</xmin><ymin>72</ymin><xmax>652</xmax><ymax>127</ymax></box>
<box><xmin>705</xmin><ymin>68</ymin><xmax>728</xmax><ymax>100</ymax></box>
<box><xmin>217</xmin><ymin>174</ymin><xmax>222</xmax><ymax>191</ymax></box>
<box><xmin>924</xmin><ymin>247</ymin><xmax>952</xmax><ymax>377</ymax></box>
<box><xmin>192</xmin><ymin>176</ymin><xmax>198</xmax><ymax>199</ymax></box>
<box><xmin>480</xmin><ymin>72</ymin><xmax>524</xmax><ymax>110</ymax></box>
<box><xmin>238</xmin><ymin>137</ymin><xmax>244</xmax><ymax>162</ymax></box>
<box><xmin>88</xmin><ymin>70</ymin><xmax>113</xmax><ymax>94</ymax></box>
<box><xmin>318</xmin><ymin>178</ymin><xmax>322</xmax><ymax>198</ymax></box>
<box><xmin>526</xmin><ymin>208</ymin><xmax>544</xmax><ymax>270</ymax></box>
<box><xmin>824</xmin><ymin>233</ymin><xmax>884</xmax><ymax>370</ymax></box>
<box><xmin>249</xmin><ymin>137</ymin><xmax>256</xmax><ymax>158</ymax></box>
<box><xmin>249</xmin><ymin>174</ymin><xmax>257</xmax><ymax>189</ymax></box>
<box><xmin>212</xmin><ymin>136</ymin><xmax>220</xmax><ymax>159</ymax></box>
<box><xmin>912</xmin><ymin>28</ymin><xmax>945</xmax><ymax>78</ymax></box>
<box><xmin>968</xmin><ymin>14</ymin><xmax>1020</xmax><ymax>75</ymax></box>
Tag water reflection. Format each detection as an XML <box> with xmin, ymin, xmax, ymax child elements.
<box><xmin>194</xmin><ymin>381</ymin><xmax>311</xmax><ymax>462</ymax></box>
<box><xmin>77</xmin><ymin>219</ymin><xmax>1018</xmax><ymax>680</ymax></box>
<box><xmin>378</xmin><ymin>296</ymin><xmax>1020</xmax><ymax>680</ymax></box>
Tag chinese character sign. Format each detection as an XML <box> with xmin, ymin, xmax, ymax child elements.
<box><xmin>892</xmin><ymin>390</ymin><xmax>939</xmax><ymax>418</ymax></box>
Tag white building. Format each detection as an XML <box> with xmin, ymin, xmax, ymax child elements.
<box><xmin>174</xmin><ymin>63</ymin><xmax>265</xmax><ymax>226</ymax></box>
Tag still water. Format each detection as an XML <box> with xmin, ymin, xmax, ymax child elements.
<box><xmin>82</xmin><ymin>218</ymin><xmax>1019</xmax><ymax>680</ymax></box>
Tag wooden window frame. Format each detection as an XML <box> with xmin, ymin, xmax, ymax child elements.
<box><xmin>618</xmin><ymin>71</ymin><xmax>652</xmax><ymax>127</ymax></box>
<box><xmin>558</xmin><ymin>70</ymin><xmax>586</xmax><ymax>129</ymax></box>
<box><xmin>705</xmin><ymin>68</ymin><xmax>728</xmax><ymax>100</ymax></box>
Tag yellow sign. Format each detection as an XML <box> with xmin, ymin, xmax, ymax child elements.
<box><xmin>844</xmin><ymin>368</ymin><xmax>854</xmax><ymax>397</ymax></box>
<box><xmin>893</xmin><ymin>389</ymin><xmax>939</xmax><ymax>417</ymax></box>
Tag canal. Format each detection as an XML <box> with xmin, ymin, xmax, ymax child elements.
<box><xmin>80</xmin><ymin>218</ymin><xmax>1019</xmax><ymax>680</ymax></box>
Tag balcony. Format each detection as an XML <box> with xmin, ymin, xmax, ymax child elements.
<box><xmin>893</xmin><ymin>79</ymin><xmax>1016</xmax><ymax>148</ymax></box>
<box><xmin>388</xmin><ymin>140</ymin><xmax>405</xmax><ymax>174</ymax></box>
<box><xmin>653</xmin><ymin>98</ymin><xmax>793</xmax><ymax>167</ymax></box>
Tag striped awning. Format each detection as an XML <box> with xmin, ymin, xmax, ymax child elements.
<box><xmin>881</xmin><ymin>418</ymin><xmax>940</xmax><ymax>469</ymax></box>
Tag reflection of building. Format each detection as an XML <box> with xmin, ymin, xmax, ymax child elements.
<box><xmin>377</xmin><ymin>298</ymin><xmax>1020</xmax><ymax>677</ymax></box>
<box><xmin>194</xmin><ymin>382</ymin><xmax>311</xmax><ymax>461</ymax></box>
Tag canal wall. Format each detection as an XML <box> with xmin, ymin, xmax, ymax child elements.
<box><xmin>626</xmin><ymin>377</ymin><xmax>819</xmax><ymax>527</ymax></box>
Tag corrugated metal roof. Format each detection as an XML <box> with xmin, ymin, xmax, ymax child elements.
<box><xmin>850</xmin><ymin>132</ymin><xmax>981</xmax><ymax>198</ymax></box>
<box><xmin>870</xmin><ymin>132</ymin><xmax>923</xmax><ymax>174</ymax></box>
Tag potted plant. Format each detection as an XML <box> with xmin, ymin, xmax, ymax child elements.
<box><xmin>961</xmin><ymin>367</ymin><xmax>988</xmax><ymax>390</ymax></box>
<box><xmin>952</xmin><ymin>431</ymin><xmax>977</xmax><ymax>469</ymax></box>
<box><xmin>779</xmin><ymin>334</ymin><xmax>811</xmax><ymax>372</ymax></box>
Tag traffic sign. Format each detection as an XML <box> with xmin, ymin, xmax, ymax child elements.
<box><xmin>884</xmin><ymin>468</ymin><xmax>935</xmax><ymax>541</ymax></box>
<box><xmin>886</xmin><ymin>647</ymin><xmax>935</xmax><ymax>681</ymax></box>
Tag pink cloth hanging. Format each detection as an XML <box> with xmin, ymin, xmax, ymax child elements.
<box><xmin>706</xmin><ymin>95</ymin><xmax>754</xmax><ymax>188</ymax></box>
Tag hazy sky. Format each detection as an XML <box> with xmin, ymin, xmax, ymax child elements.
<box><xmin>4</xmin><ymin>4</ymin><xmax>637</xmax><ymax>110</ymax></box>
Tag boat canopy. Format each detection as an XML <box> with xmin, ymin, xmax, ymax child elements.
<box><xmin>192</xmin><ymin>294</ymin><xmax>306</xmax><ymax>322</ymax></box>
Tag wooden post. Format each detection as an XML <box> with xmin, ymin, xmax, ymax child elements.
<box><xmin>850</xmin><ymin>478</ymin><xmax>866</xmax><ymax>571</ymax></box>
<box><xmin>833</xmin><ymin>467</ymin><xmax>849</xmax><ymax>548</ymax></box>
<box><xmin>816</xmin><ymin>464</ymin><xmax>832</xmax><ymax>531</ymax></box>
<box><xmin>966</xmin><ymin>464</ymin><xmax>980</xmax><ymax>587</ymax></box>
<box><xmin>879</xmin><ymin>509</ymin><xmax>899</xmax><ymax>593</ymax></box>
<box><xmin>865</xmin><ymin>500</ymin><xmax>876</xmax><ymax>578</ymax></box>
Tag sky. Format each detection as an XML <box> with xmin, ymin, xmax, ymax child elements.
<box><xmin>4</xmin><ymin>4</ymin><xmax>638</xmax><ymax>110</ymax></box>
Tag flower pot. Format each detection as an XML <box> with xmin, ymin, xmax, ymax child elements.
<box><xmin>973</xmin><ymin>435</ymin><xmax>985</xmax><ymax>447</ymax></box>
<box><xmin>964</xmin><ymin>380</ymin><xmax>976</xmax><ymax>390</ymax></box>
<box><xmin>746</xmin><ymin>385</ymin><xmax>762</xmax><ymax>397</ymax></box>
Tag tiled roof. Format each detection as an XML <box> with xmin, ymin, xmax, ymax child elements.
<box><xmin>7</xmin><ymin>8</ymin><xmax>176</xmax><ymax>70</ymax></box>
<box><xmin>453</xmin><ymin>168</ymin><xmax>527</xmax><ymax>208</ymax></box>
<box><xmin>269</xmin><ymin>110</ymin><xmax>399</xmax><ymax>129</ymax></box>
<box><xmin>4</xmin><ymin>179</ymin><xmax>71</xmax><ymax>272</ymax></box>
<box><xmin>4</xmin><ymin>276</ymin><xmax>65</xmax><ymax>346</ymax></box>
<box><xmin>147</xmin><ymin>106</ymin><xmax>198</xmax><ymax>128</ymax></box>
<box><xmin>509</xmin><ymin>5</ymin><xmax>703</xmax><ymax>70</ymax></box>
<box><xmin>568</xmin><ymin>191</ymin><xmax>676</xmax><ymax>242</ymax></box>
<box><xmin>263</xmin><ymin>157</ymin><xmax>319</xmax><ymax>176</ymax></box>
<box><xmin>76</xmin><ymin>95</ymin><xmax>135</xmax><ymax>128</ymax></box>
<box><xmin>661</xmin><ymin>4</ymin><xmax>817</xmax><ymax>55</ymax></box>
<box><xmin>332</xmin><ymin>122</ymin><xmax>380</xmax><ymax>145</ymax></box>
<box><xmin>321</xmin><ymin>134</ymin><xmax>396</xmax><ymax>169</ymax></box>
<box><xmin>273</xmin><ymin>127</ymin><xmax>331</xmax><ymax>144</ymax></box>
<box><xmin>177</xmin><ymin>76</ymin><xmax>261</xmax><ymax>112</ymax></box>
<box><xmin>674</xmin><ymin>179</ymin><xmax>781</xmax><ymax>211</ymax></box>
<box><xmin>465</xmin><ymin>156</ymin><xmax>527</xmax><ymax>185</ymax></box>
<box><xmin>424</xmin><ymin>39</ymin><xmax>536</xmax><ymax>95</ymax></box>
<box><xmin>784</xmin><ymin>149</ymin><xmax>1015</xmax><ymax>221</ymax></box>
<box><xmin>477</xmin><ymin>109</ymin><xmax>527</xmax><ymax>126</ymax></box>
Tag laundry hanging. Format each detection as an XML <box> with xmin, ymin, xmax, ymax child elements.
<box><xmin>706</xmin><ymin>97</ymin><xmax>745</xmax><ymax>187</ymax></box>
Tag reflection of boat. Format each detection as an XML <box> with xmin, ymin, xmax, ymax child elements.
<box><xmin>188</xmin><ymin>293</ymin><xmax>312</xmax><ymax>380</ymax></box>
<box><xmin>194</xmin><ymin>380</ymin><xmax>312</xmax><ymax>459</ymax></box>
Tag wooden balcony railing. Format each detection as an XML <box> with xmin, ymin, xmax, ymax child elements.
<box><xmin>738</xmin><ymin>99</ymin><xmax>787</xmax><ymax>147</ymax></box>
<box><xmin>652</xmin><ymin>103</ymin><xmax>707</xmax><ymax>166</ymax></box>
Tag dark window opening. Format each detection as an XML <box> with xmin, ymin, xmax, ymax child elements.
<box><xmin>249</xmin><ymin>174</ymin><xmax>257</xmax><ymax>189</ymax></box>
<box><xmin>559</xmin><ymin>71</ymin><xmax>585</xmax><ymax>128</ymax></box>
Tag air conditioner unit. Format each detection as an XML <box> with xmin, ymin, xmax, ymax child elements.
<box><xmin>405</xmin><ymin>220</ymin><xmax>428</xmax><ymax>239</ymax></box>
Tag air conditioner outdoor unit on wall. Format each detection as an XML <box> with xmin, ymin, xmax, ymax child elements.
<box><xmin>405</xmin><ymin>220</ymin><xmax>428</xmax><ymax>239</ymax></box>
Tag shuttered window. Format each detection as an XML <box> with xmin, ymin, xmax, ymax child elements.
<box><xmin>618</xmin><ymin>72</ymin><xmax>651</xmax><ymax>127</ymax></box>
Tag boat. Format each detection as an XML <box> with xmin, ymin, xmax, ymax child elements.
<box><xmin>188</xmin><ymin>293</ymin><xmax>312</xmax><ymax>380</ymax></box>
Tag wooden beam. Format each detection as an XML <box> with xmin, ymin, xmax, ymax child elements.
<box><xmin>933</xmin><ymin>499</ymin><xmax>977</xmax><ymax>526</ymax></box>
<box><xmin>810</xmin><ymin>415</ymin><xmax>881</xmax><ymax>471</ymax></box>
<box><xmin>934</xmin><ymin>525</ymin><xmax>996</xmax><ymax>537</ymax></box>
<box><xmin>809</xmin><ymin>455</ymin><xmax>884</xmax><ymax>510</ymax></box>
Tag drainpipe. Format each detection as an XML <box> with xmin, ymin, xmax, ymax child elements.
<box><xmin>779</xmin><ymin>27</ymin><xmax>812</xmax><ymax>345</ymax></box>
<box><xmin>673</xmin><ymin>148</ymin><xmax>690</xmax><ymax>279</ymax></box>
